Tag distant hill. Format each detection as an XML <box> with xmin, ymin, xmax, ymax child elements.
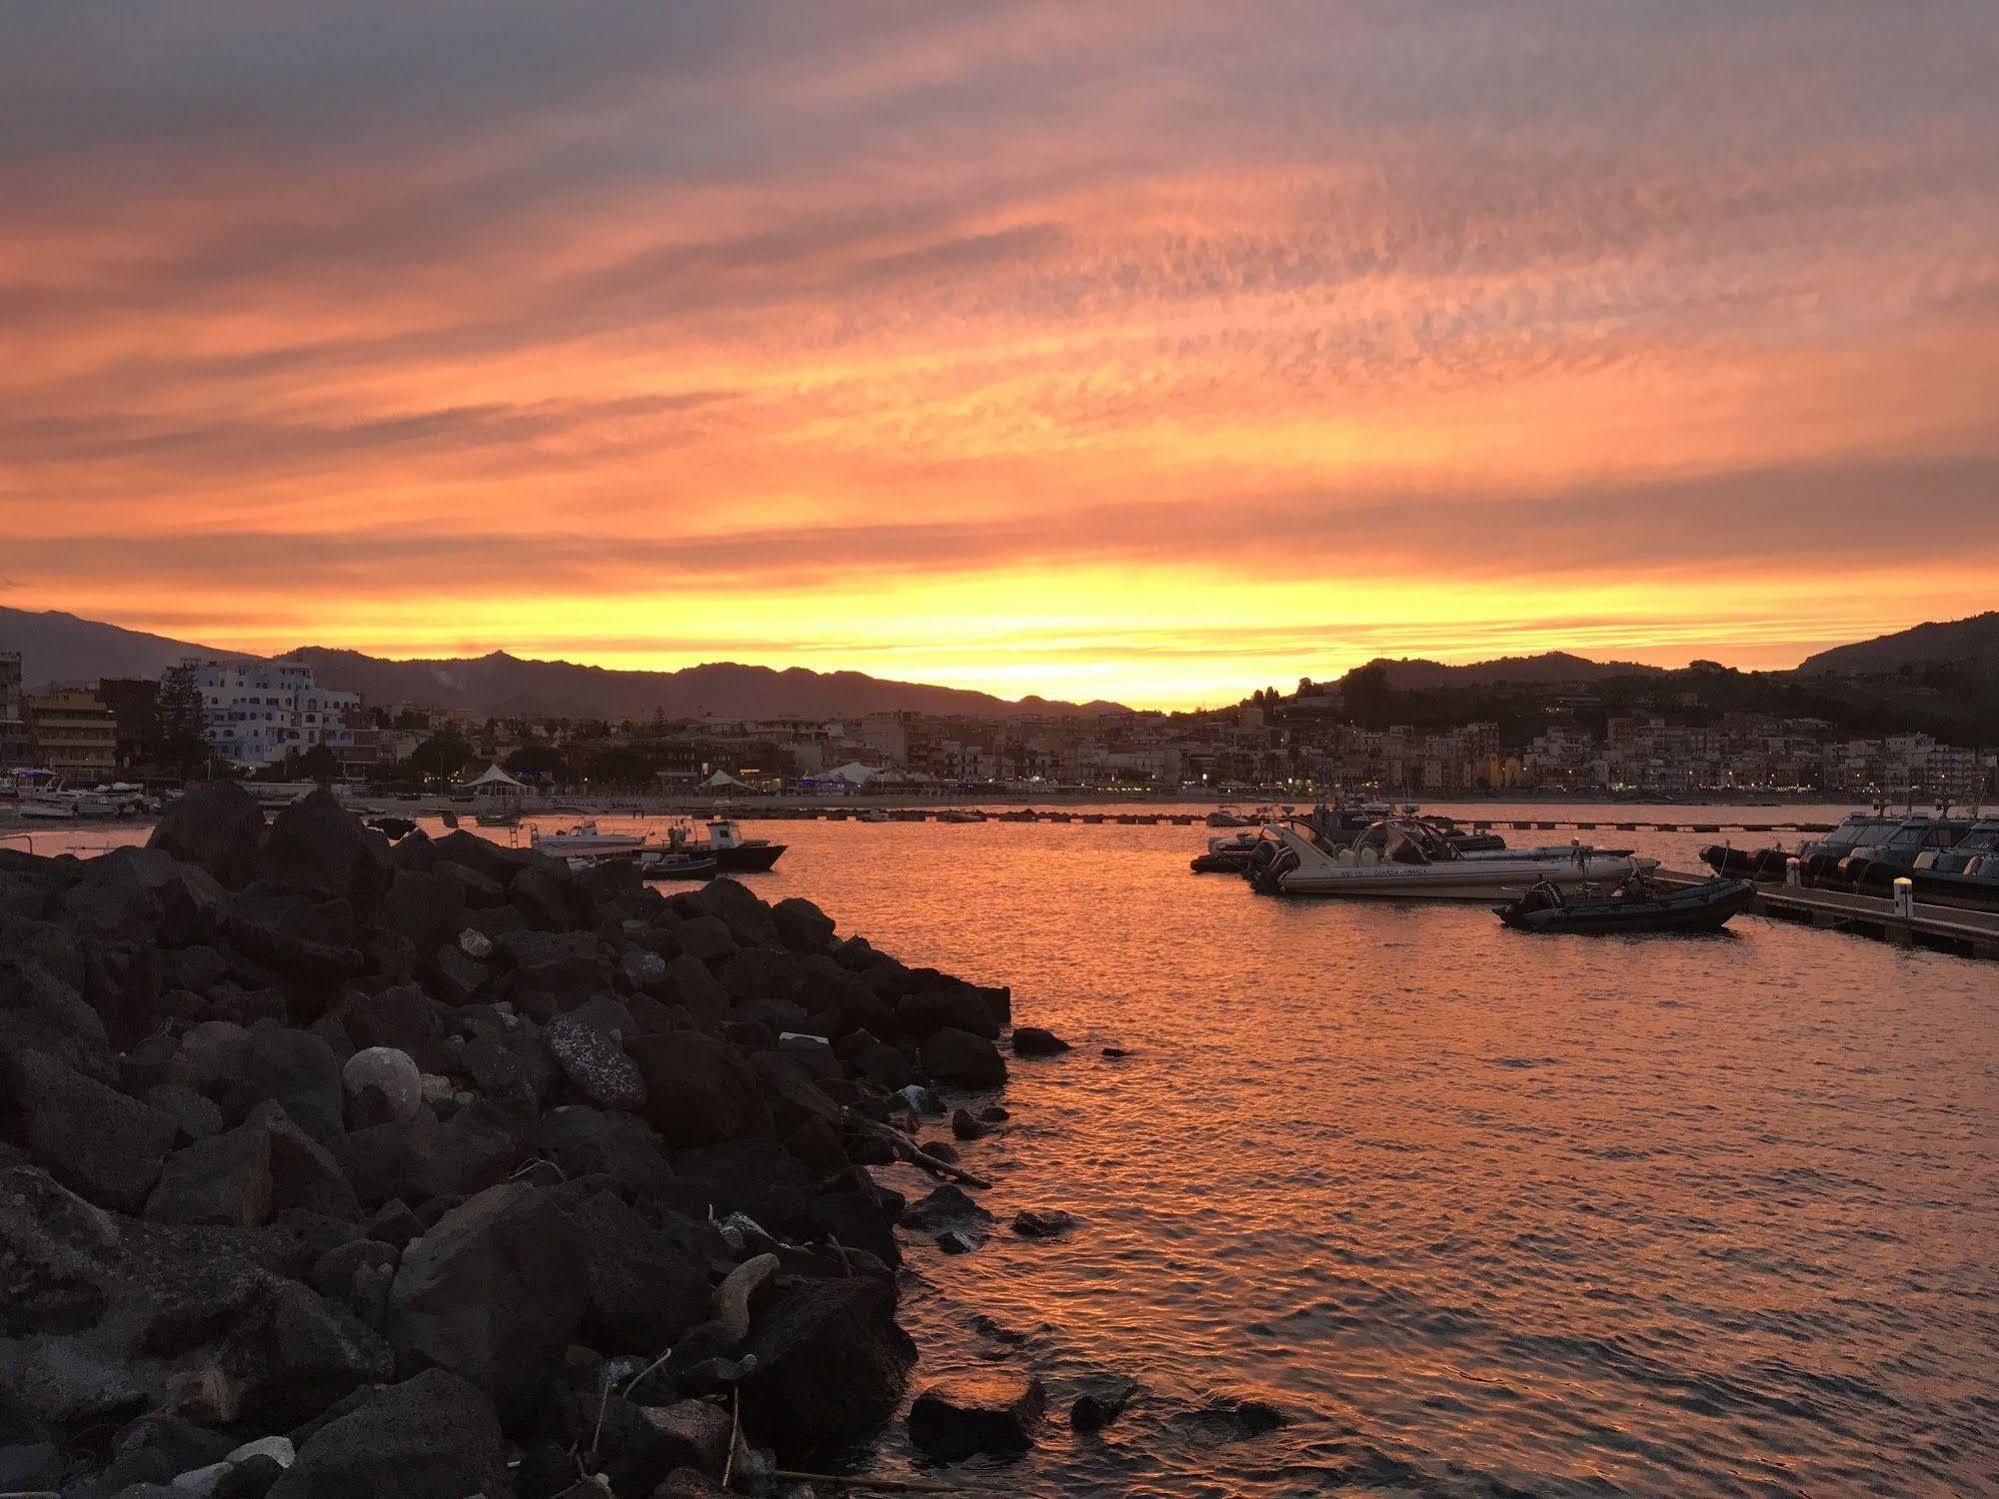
<box><xmin>1333</xmin><ymin>651</ymin><xmax>1666</xmax><ymax>691</ymax></box>
<box><xmin>279</xmin><ymin>646</ymin><xmax>1126</xmax><ymax>721</ymax></box>
<box><xmin>0</xmin><ymin>607</ymin><xmax>1124</xmax><ymax>718</ymax></box>
<box><xmin>1795</xmin><ymin>612</ymin><xmax>1999</xmax><ymax>676</ymax></box>
<box><xmin>0</xmin><ymin>606</ymin><xmax>254</xmax><ymax>689</ymax></box>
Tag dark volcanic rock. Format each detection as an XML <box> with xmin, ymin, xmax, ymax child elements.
<box><xmin>1069</xmin><ymin>1374</ymin><xmax>1137</xmax><ymax>1431</ymax></box>
<box><xmin>546</xmin><ymin>1007</ymin><xmax>646</xmax><ymax>1112</ymax></box>
<box><xmin>950</xmin><ymin>1107</ymin><xmax>992</xmax><ymax>1141</ymax></box>
<box><xmin>772</xmin><ymin>895</ymin><xmax>836</xmax><ymax>951</ymax></box>
<box><xmin>386</xmin><ymin>1182</ymin><xmax>586</xmax><ymax>1425</ymax></box>
<box><xmin>920</xmin><ymin>1027</ymin><xmax>1008</xmax><ymax>1089</ymax></box>
<box><xmin>240</xmin><ymin>1022</ymin><xmax>345</xmax><ymax>1141</ymax></box>
<box><xmin>562</xmin><ymin>1189</ymin><xmax>711</xmax><ymax>1356</ymax></box>
<box><xmin>740</xmin><ymin>1277</ymin><xmax>915</xmax><ymax>1454</ymax></box>
<box><xmin>632</xmin><ymin>1032</ymin><xmax>771</xmax><ymax>1145</ymax></box>
<box><xmin>147</xmin><ymin>1101</ymin><xmax>358</xmax><ymax>1226</ymax></box>
<box><xmin>895</xmin><ymin>985</ymin><xmax>1003</xmax><ymax>1040</ymax></box>
<box><xmin>260</xmin><ymin>789</ymin><xmax>393</xmax><ymax>919</ymax></box>
<box><xmin>265</xmin><ymin>1368</ymin><xmax>508</xmax><ymax>1499</ymax></box>
<box><xmin>5</xmin><ymin>1049</ymin><xmax>177</xmax><ymax>1213</ymax></box>
<box><xmin>907</xmin><ymin>1369</ymin><xmax>1046</xmax><ymax>1457</ymax></box>
<box><xmin>1011</xmin><ymin>1024</ymin><xmax>1072</xmax><ymax>1056</ymax></box>
<box><xmin>1011</xmin><ymin>1208</ymin><xmax>1076</xmax><ymax>1239</ymax></box>
<box><xmin>148</xmin><ymin>782</ymin><xmax>266</xmax><ymax>886</ymax></box>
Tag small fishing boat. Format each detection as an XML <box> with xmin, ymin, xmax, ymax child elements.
<box><xmin>661</xmin><ymin>818</ymin><xmax>786</xmax><ymax>872</ymax></box>
<box><xmin>1495</xmin><ymin>874</ymin><xmax>1757</xmax><ymax>934</ymax></box>
<box><xmin>530</xmin><ymin>820</ymin><xmax>652</xmax><ymax>856</ymax></box>
<box><xmin>475</xmin><ymin>809</ymin><xmax>521</xmax><ymax>828</ymax></box>
<box><xmin>638</xmin><ymin>849</ymin><xmax>720</xmax><ymax>882</ymax></box>
<box><xmin>1207</xmin><ymin>806</ymin><xmax>1254</xmax><ymax>828</ymax></box>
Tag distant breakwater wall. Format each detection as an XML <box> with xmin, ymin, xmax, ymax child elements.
<box><xmin>0</xmin><ymin>782</ymin><xmax>1054</xmax><ymax>1496</ymax></box>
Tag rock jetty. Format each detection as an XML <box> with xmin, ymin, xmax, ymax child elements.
<box><xmin>0</xmin><ymin>783</ymin><xmax>1022</xmax><ymax>1497</ymax></box>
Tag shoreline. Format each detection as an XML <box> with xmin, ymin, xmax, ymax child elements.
<box><xmin>0</xmin><ymin>783</ymin><xmax>1057</xmax><ymax>1495</ymax></box>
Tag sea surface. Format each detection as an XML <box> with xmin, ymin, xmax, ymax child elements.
<box><xmin>24</xmin><ymin>804</ymin><xmax>1999</xmax><ymax>1495</ymax></box>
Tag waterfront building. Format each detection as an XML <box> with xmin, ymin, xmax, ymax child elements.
<box><xmin>0</xmin><ymin>650</ymin><xmax>31</xmax><ymax>766</ymax></box>
<box><xmin>27</xmin><ymin>685</ymin><xmax>118</xmax><ymax>778</ymax></box>
<box><xmin>185</xmin><ymin>658</ymin><xmax>359</xmax><ymax>768</ymax></box>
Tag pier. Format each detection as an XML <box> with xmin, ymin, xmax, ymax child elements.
<box><xmin>1658</xmin><ymin>871</ymin><xmax>1999</xmax><ymax>962</ymax></box>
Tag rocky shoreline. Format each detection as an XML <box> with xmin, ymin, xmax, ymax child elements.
<box><xmin>0</xmin><ymin>783</ymin><xmax>1067</xmax><ymax>1498</ymax></box>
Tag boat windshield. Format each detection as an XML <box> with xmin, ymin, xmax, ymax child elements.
<box><xmin>1384</xmin><ymin>827</ymin><xmax>1432</xmax><ymax>865</ymax></box>
<box><xmin>1822</xmin><ymin>816</ymin><xmax>1896</xmax><ymax>849</ymax></box>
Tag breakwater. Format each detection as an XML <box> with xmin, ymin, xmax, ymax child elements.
<box><xmin>0</xmin><ymin>783</ymin><xmax>1066</xmax><ymax>1496</ymax></box>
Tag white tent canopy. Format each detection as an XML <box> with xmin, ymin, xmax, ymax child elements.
<box><xmin>829</xmin><ymin>761</ymin><xmax>891</xmax><ymax>785</ymax></box>
<box><xmin>463</xmin><ymin>762</ymin><xmax>525</xmax><ymax>790</ymax></box>
<box><xmin>702</xmin><ymin>769</ymin><xmax>750</xmax><ymax>789</ymax></box>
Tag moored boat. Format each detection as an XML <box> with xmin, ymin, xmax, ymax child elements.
<box><xmin>662</xmin><ymin>818</ymin><xmax>786</xmax><ymax>872</ymax></box>
<box><xmin>1248</xmin><ymin>818</ymin><xmax>1650</xmax><ymax>900</ymax></box>
<box><xmin>1495</xmin><ymin>874</ymin><xmax>1757</xmax><ymax>934</ymax></box>
<box><xmin>637</xmin><ymin>849</ymin><xmax>721</xmax><ymax>881</ymax></box>
<box><xmin>530</xmin><ymin>820</ymin><xmax>652</xmax><ymax>856</ymax></box>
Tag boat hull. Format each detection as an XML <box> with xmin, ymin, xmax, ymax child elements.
<box><xmin>713</xmin><ymin>842</ymin><xmax>785</xmax><ymax>872</ymax></box>
<box><xmin>1278</xmin><ymin>857</ymin><xmax>1644</xmax><ymax>900</ymax></box>
<box><xmin>1497</xmin><ymin>878</ymin><xmax>1758</xmax><ymax>934</ymax></box>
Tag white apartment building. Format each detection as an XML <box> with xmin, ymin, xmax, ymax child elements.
<box><xmin>185</xmin><ymin>658</ymin><xmax>359</xmax><ymax>767</ymax></box>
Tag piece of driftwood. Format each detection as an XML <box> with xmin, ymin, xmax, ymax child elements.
<box><xmin>846</xmin><ymin>1115</ymin><xmax>993</xmax><ymax>1189</ymax></box>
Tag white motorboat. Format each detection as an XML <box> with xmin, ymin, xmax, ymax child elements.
<box><xmin>1248</xmin><ymin>818</ymin><xmax>1651</xmax><ymax>900</ymax></box>
<box><xmin>529</xmin><ymin>820</ymin><xmax>652</xmax><ymax>856</ymax></box>
<box><xmin>19</xmin><ymin>794</ymin><xmax>78</xmax><ymax>820</ymax></box>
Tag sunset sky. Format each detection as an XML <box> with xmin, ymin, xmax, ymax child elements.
<box><xmin>4</xmin><ymin>3</ymin><xmax>1995</xmax><ymax>708</ymax></box>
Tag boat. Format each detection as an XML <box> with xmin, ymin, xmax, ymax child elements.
<box><xmin>859</xmin><ymin>808</ymin><xmax>892</xmax><ymax>824</ymax></box>
<box><xmin>1207</xmin><ymin>806</ymin><xmax>1254</xmax><ymax>828</ymax></box>
<box><xmin>529</xmin><ymin>820</ymin><xmax>653</xmax><ymax>856</ymax></box>
<box><xmin>1844</xmin><ymin>817</ymin><xmax>1999</xmax><ymax>911</ymax></box>
<box><xmin>19</xmin><ymin>794</ymin><xmax>78</xmax><ymax>820</ymax></box>
<box><xmin>637</xmin><ymin>849</ymin><xmax>721</xmax><ymax>882</ymax></box>
<box><xmin>1248</xmin><ymin>818</ymin><xmax>1650</xmax><ymax>899</ymax></box>
<box><xmin>663</xmin><ymin>818</ymin><xmax>786</xmax><ymax>872</ymax></box>
<box><xmin>1191</xmin><ymin>831</ymin><xmax>1261</xmax><ymax>873</ymax></box>
<box><xmin>1702</xmin><ymin>809</ymin><xmax>1928</xmax><ymax>884</ymax></box>
<box><xmin>1496</xmin><ymin>874</ymin><xmax>1758</xmax><ymax>934</ymax></box>
<box><xmin>475</xmin><ymin>809</ymin><xmax>521</xmax><ymax>828</ymax></box>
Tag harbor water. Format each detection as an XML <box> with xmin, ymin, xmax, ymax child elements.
<box><xmin>21</xmin><ymin>804</ymin><xmax>1998</xmax><ymax>1495</ymax></box>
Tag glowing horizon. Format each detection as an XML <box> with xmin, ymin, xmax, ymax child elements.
<box><xmin>3</xmin><ymin>4</ymin><xmax>1995</xmax><ymax>711</ymax></box>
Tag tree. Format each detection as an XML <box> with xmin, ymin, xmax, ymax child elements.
<box><xmin>503</xmin><ymin>743</ymin><xmax>568</xmax><ymax>780</ymax></box>
<box><xmin>408</xmin><ymin>730</ymin><xmax>473</xmax><ymax>780</ymax></box>
<box><xmin>154</xmin><ymin>664</ymin><xmax>211</xmax><ymax>776</ymax></box>
<box><xmin>1341</xmin><ymin>662</ymin><xmax>1393</xmax><ymax>731</ymax></box>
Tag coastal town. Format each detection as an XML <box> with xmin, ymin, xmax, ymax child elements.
<box><xmin>5</xmin><ymin>648</ymin><xmax>1994</xmax><ymax>807</ymax></box>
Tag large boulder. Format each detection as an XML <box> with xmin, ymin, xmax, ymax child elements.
<box><xmin>691</xmin><ymin>878</ymin><xmax>780</xmax><ymax>948</ymax></box>
<box><xmin>240</xmin><ymin>1021</ymin><xmax>345</xmax><ymax>1140</ymax></box>
<box><xmin>907</xmin><ymin>1370</ymin><xmax>1046</xmax><ymax>1457</ymax></box>
<box><xmin>0</xmin><ymin>954</ymin><xmax>112</xmax><ymax>1084</ymax></box>
<box><xmin>1011</xmin><ymin>1025</ymin><xmax>1072</xmax><ymax>1057</ymax></box>
<box><xmin>149</xmin><ymin>782</ymin><xmax>266</xmax><ymax>888</ymax></box>
<box><xmin>895</xmin><ymin>987</ymin><xmax>1002</xmax><ymax>1041</ymax></box>
<box><xmin>377</xmin><ymin>869</ymin><xmax>465</xmax><ymax>951</ymax></box>
<box><xmin>386</xmin><ymin>1183</ymin><xmax>586</xmax><ymax>1424</ymax></box>
<box><xmin>3</xmin><ymin>1050</ymin><xmax>177</xmax><ymax>1212</ymax></box>
<box><xmin>264</xmin><ymin>1369</ymin><xmax>509</xmax><ymax>1499</ymax></box>
<box><xmin>147</xmin><ymin>1101</ymin><xmax>358</xmax><ymax>1227</ymax></box>
<box><xmin>632</xmin><ymin>1033</ymin><xmax>771</xmax><ymax>1145</ymax></box>
<box><xmin>919</xmin><ymin>1027</ymin><xmax>1008</xmax><ymax>1090</ymax></box>
<box><xmin>536</xmin><ymin>1106</ymin><xmax>675</xmax><ymax>1200</ymax></box>
<box><xmin>341</xmin><ymin>1046</ymin><xmax>423</xmax><ymax>1128</ymax></box>
<box><xmin>545</xmin><ymin>1008</ymin><xmax>646</xmax><ymax>1112</ymax></box>
<box><xmin>560</xmin><ymin>1190</ymin><xmax>712</xmax><ymax>1356</ymax></box>
<box><xmin>739</xmin><ymin>1277</ymin><xmax>915</xmax><ymax>1454</ymax></box>
<box><xmin>771</xmin><ymin>896</ymin><xmax>836</xmax><ymax>952</ymax></box>
<box><xmin>260</xmin><ymin>790</ymin><xmax>393</xmax><ymax>919</ymax></box>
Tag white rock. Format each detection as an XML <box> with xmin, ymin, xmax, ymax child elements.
<box><xmin>778</xmin><ymin>1031</ymin><xmax>830</xmax><ymax>1051</ymax></box>
<box><xmin>340</xmin><ymin>1047</ymin><xmax>422</xmax><ymax>1123</ymax></box>
<box><xmin>458</xmin><ymin>927</ymin><xmax>494</xmax><ymax>959</ymax></box>
<box><xmin>225</xmin><ymin>1434</ymin><xmax>296</xmax><ymax>1468</ymax></box>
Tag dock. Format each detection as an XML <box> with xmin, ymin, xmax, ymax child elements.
<box><xmin>1658</xmin><ymin>871</ymin><xmax>1999</xmax><ymax>962</ymax></box>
